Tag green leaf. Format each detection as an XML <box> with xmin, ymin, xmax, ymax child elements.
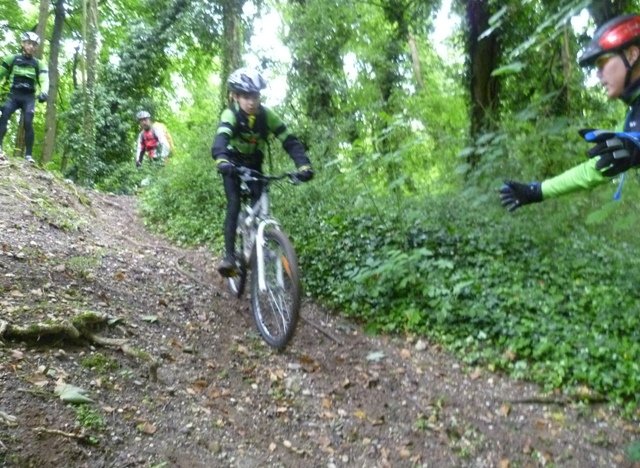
<box><xmin>487</xmin><ymin>6</ymin><xmax>508</xmax><ymax>26</ymax></box>
<box><xmin>626</xmin><ymin>440</ymin><xmax>640</xmax><ymax>462</ymax></box>
<box><xmin>491</xmin><ymin>62</ymin><xmax>525</xmax><ymax>77</ymax></box>
<box><xmin>55</xmin><ymin>384</ymin><xmax>94</xmax><ymax>404</ymax></box>
<box><xmin>478</xmin><ymin>7</ymin><xmax>508</xmax><ymax>40</ymax></box>
<box><xmin>457</xmin><ymin>146</ymin><xmax>476</xmax><ymax>158</ymax></box>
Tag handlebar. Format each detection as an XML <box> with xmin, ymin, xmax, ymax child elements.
<box><xmin>236</xmin><ymin>166</ymin><xmax>302</xmax><ymax>185</ymax></box>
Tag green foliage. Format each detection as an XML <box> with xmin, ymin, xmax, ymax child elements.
<box><xmin>74</xmin><ymin>404</ymin><xmax>105</xmax><ymax>431</ymax></box>
<box><xmin>627</xmin><ymin>440</ymin><xmax>640</xmax><ymax>462</ymax></box>
<box><xmin>80</xmin><ymin>352</ymin><xmax>118</xmax><ymax>373</ymax></box>
<box><xmin>139</xmin><ymin>153</ymin><xmax>225</xmax><ymax>247</ymax></box>
<box><xmin>278</xmin><ymin>189</ymin><xmax>640</xmax><ymax>411</ymax></box>
<box><xmin>96</xmin><ymin>161</ymin><xmax>150</xmax><ymax>195</ymax></box>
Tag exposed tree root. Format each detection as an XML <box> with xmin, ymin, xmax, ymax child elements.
<box><xmin>174</xmin><ymin>255</ymin><xmax>209</xmax><ymax>288</ymax></box>
<box><xmin>0</xmin><ymin>410</ymin><xmax>17</xmax><ymax>427</ymax></box>
<box><xmin>32</xmin><ymin>426</ymin><xmax>94</xmax><ymax>444</ymax></box>
<box><xmin>86</xmin><ymin>333</ymin><xmax>159</xmax><ymax>382</ymax></box>
<box><xmin>0</xmin><ymin>312</ymin><xmax>159</xmax><ymax>381</ymax></box>
<box><xmin>505</xmin><ymin>394</ymin><xmax>608</xmax><ymax>406</ymax></box>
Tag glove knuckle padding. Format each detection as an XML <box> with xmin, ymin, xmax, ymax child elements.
<box><xmin>607</xmin><ymin>138</ymin><xmax>623</xmax><ymax>148</ymax></box>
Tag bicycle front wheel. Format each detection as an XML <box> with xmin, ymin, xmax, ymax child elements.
<box><xmin>250</xmin><ymin>228</ymin><xmax>301</xmax><ymax>350</ymax></box>
<box><xmin>227</xmin><ymin>229</ymin><xmax>248</xmax><ymax>298</ymax></box>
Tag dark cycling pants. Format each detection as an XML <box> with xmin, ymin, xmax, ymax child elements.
<box><xmin>0</xmin><ymin>91</ymin><xmax>36</xmax><ymax>155</ymax></box>
<box><xmin>221</xmin><ymin>159</ymin><xmax>264</xmax><ymax>258</ymax></box>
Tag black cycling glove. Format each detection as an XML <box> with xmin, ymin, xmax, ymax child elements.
<box><xmin>580</xmin><ymin>129</ymin><xmax>640</xmax><ymax>177</ymax></box>
<box><xmin>499</xmin><ymin>180</ymin><xmax>542</xmax><ymax>212</ymax></box>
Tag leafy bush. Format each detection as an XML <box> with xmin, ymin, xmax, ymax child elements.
<box><xmin>280</xmin><ymin>187</ymin><xmax>640</xmax><ymax>411</ymax></box>
<box><xmin>138</xmin><ymin>153</ymin><xmax>226</xmax><ymax>248</ymax></box>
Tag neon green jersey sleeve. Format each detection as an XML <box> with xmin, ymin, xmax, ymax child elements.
<box><xmin>541</xmin><ymin>158</ymin><xmax>608</xmax><ymax>199</ymax></box>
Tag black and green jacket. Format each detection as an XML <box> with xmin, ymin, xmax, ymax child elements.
<box><xmin>0</xmin><ymin>54</ymin><xmax>49</xmax><ymax>95</ymax></box>
<box><xmin>541</xmin><ymin>80</ymin><xmax>640</xmax><ymax>199</ymax></box>
<box><xmin>212</xmin><ymin>103</ymin><xmax>310</xmax><ymax>169</ymax></box>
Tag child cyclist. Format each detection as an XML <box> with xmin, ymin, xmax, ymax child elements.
<box><xmin>212</xmin><ymin>68</ymin><xmax>314</xmax><ymax>277</ymax></box>
<box><xmin>500</xmin><ymin>14</ymin><xmax>640</xmax><ymax>211</ymax></box>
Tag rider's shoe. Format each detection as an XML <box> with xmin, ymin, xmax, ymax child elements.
<box><xmin>217</xmin><ymin>255</ymin><xmax>237</xmax><ymax>277</ymax></box>
<box><xmin>24</xmin><ymin>155</ymin><xmax>35</xmax><ymax>164</ymax></box>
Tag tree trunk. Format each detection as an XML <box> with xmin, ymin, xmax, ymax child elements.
<box><xmin>42</xmin><ymin>0</ymin><xmax>65</xmax><ymax>164</ymax></box>
<box><xmin>466</xmin><ymin>0</ymin><xmax>500</xmax><ymax>169</ymax></box>
<box><xmin>220</xmin><ymin>0</ymin><xmax>245</xmax><ymax>108</ymax></box>
<box><xmin>35</xmin><ymin>0</ymin><xmax>50</xmax><ymax>56</ymax></box>
<box><xmin>377</xmin><ymin>1</ymin><xmax>412</xmax><ymax>195</ymax></box>
<box><xmin>408</xmin><ymin>33</ymin><xmax>424</xmax><ymax>91</ymax></box>
<box><xmin>79</xmin><ymin>0</ymin><xmax>98</xmax><ymax>183</ymax></box>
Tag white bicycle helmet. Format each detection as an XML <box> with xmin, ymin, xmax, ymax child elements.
<box><xmin>21</xmin><ymin>31</ymin><xmax>40</xmax><ymax>45</ymax></box>
<box><xmin>136</xmin><ymin>110</ymin><xmax>151</xmax><ymax>120</ymax></box>
<box><xmin>227</xmin><ymin>68</ymin><xmax>267</xmax><ymax>94</ymax></box>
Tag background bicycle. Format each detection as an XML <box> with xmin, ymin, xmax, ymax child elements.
<box><xmin>226</xmin><ymin>166</ymin><xmax>302</xmax><ymax>350</ymax></box>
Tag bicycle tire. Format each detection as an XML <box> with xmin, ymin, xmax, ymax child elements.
<box><xmin>227</xmin><ymin>230</ymin><xmax>248</xmax><ymax>298</ymax></box>
<box><xmin>250</xmin><ymin>228</ymin><xmax>301</xmax><ymax>349</ymax></box>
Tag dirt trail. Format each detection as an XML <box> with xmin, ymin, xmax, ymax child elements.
<box><xmin>0</xmin><ymin>161</ymin><xmax>638</xmax><ymax>467</ymax></box>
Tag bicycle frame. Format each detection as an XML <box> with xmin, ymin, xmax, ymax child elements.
<box><xmin>237</xmin><ymin>168</ymin><xmax>294</xmax><ymax>292</ymax></box>
<box><xmin>229</xmin><ymin>166</ymin><xmax>302</xmax><ymax>349</ymax></box>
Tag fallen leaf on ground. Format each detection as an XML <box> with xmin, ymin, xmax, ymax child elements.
<box><xmin>55</xmin><ymin>383</ymin><xmax>94</xmax><ymax>403</ymax></box>
<box><xmin>366</xmin><ymin>351</ymin><xmax>385</xmax><ymax>362</ymax></box>
<box><xmin>498</xmin><ymin>403</ymin><xmax>511</xmax><ymax>417</ymax></box>
<box><xmin>137</xmin><ymin>421</ymin><xmax>157</xmax><ymax>434</ymax></box>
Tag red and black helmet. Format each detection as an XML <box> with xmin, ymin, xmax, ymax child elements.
<box><xmin>579</xmin><ymin>14</ymin><xmax>640</xmax><ymax>67</ymax></box>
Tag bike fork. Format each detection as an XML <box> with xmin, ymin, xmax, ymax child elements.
<box><xmin>255</xmin><ymin>220</ymin><xmax>281</xmax><ymax>292</ymax></box>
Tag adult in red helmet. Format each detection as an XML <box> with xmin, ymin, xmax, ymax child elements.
<box><xmin>499</xmin><ymin>14</ymin><xmax>640</xmax><ymax>211</ymax></box>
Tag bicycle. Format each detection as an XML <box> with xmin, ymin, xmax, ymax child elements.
<box><xmin>226</xmin><ymin>166</ymin><xmax>302</xmax><ymax>350</ymax></box>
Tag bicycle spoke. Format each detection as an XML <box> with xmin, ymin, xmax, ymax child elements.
<box><xmin>266</xmin><ymin>287</ymin><xmax>290</xmax><ymax>334</ymax></box>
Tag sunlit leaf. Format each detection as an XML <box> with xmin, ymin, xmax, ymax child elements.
<box><xmin>55</xmin><ymin>384</ymin><xmax>94</xmax><ymax>404</ymax></box>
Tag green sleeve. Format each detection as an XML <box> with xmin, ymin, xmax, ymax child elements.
<box><xmin>0</xmin><ymin>55</ymin><xmax>14</xmax><ymax>81</ymax></box>
<box><xmin>38</xmin><ymin>59</ymin><xmax>49</xmax><ymax>93</ymax></box>
<box><xmin>264</xmin><ymin>107</ymin><xmax>290</xmax><ymax>142</ymax></box>
<box><xmin>541</xmin><ymin>158</ymin><xmax>608</xmax><ymax>199</ymax></box>
<box><xmin>215</xmin><ymin>108</ymin><xmax>236</xmax><ymax>136</ymax></box>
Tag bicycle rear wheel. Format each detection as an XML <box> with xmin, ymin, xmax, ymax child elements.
<box><xmin>250</xmin><ymin>228</ymin><xmax>301</xmax><ymax>349</ymax></box>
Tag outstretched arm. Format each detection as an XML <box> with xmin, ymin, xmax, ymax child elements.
<box><xmin>500</xmin><ymin>130</ymin><xmax>640</xmax><ymax>211</ymax></box>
